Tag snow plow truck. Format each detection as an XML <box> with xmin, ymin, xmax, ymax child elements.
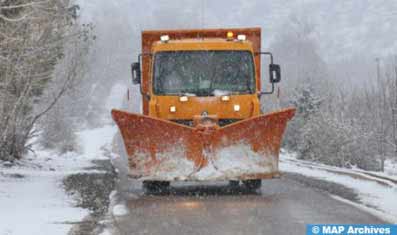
<box><xmin>112</xmin><ymin>28</ymin><xmax>295</xmax><ymax>191</ymax></box>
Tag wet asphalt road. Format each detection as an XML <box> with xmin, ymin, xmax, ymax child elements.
<box><xmin>112</xmin><ymin>175</ymin><xmax>385</xmax><ymax>235</ymax></box>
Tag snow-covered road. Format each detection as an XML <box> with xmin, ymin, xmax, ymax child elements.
<box><xmin>107</xmin><ymin>175</ymin><xmax>385</xmax><ymax>235</ymax></box>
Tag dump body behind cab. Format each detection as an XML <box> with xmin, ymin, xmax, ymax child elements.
<box><xmin>112</xmin><ymin>28</ymin><xmax>295</xmax><ymax>186</ymax></box>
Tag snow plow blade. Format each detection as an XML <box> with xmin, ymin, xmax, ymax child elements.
<box><xmin>111</xmin><ymin>108</ymin><xmax>295</xmax><ymax>181</ymax></box>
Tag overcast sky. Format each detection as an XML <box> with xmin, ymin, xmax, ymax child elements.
<box><xmin>77</xmin><ymin>0</ymin><xmax>397</xmax><ymax>63</ymax></box>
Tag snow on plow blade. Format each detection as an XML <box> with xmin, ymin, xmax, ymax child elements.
<box><xmin>111</xmin><ymin>108</ymin><xmax>295</xmax><ymax>181</ymax></box>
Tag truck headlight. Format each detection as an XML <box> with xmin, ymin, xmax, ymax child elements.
<box><xmin>160</xmin><ymin>35</ymin><xmax>170</xmax><ymax>43</ymax></box>
<box><xmin>179</xmin><ymin>96</ymin><xmax>188</xmax><ymax>102</ymax></box>
<box><xmin>221</xmin><ymin>95</ymin><xmax>230</xmax><ymax>101</ymax></box>
<box><xmin>237</xmin><ymin>34</ymin><xmax>246</xmax><ymax>41</ymax></box>
<box><xmin>170</xmin><ymin>106</ymin><xmax>176</xmax><ymax>113</ymax></box>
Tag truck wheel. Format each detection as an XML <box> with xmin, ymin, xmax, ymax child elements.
<box><xmin>242</xmin><ymin>179</ymin><xmax>262</xmax><ymax>190</ymax></box>
<box><xmin>143</xmin><ymin>181</ymin><xmax>170</xmax><ymax>193</ymax></box>
<box><xmin>228</xmin><ymin>180</ymin><xmax>240</xmax><ymax>188</ymax></box>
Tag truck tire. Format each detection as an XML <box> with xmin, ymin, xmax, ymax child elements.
<box><xmin>228</xmin><ymin>180</ymin><xmax>240</xmax><ymax>188</ymax></box>
<box><xmin>142</xmin><ymin>181</ymin><xmax>170</xmax><ymax>193</ymax></box>
<box><xmin>242</xmin><ymin>179</ymin><xmax>262</xmax><ymax>190</ymax></box>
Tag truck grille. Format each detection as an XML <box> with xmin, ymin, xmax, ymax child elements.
<box><xmin>172</xmin><ymin>120</ymin><xmax>193</xmax><ymax>127</ymax></box>
<box><xmin>171</xmin><ymin>119</ymin><xmax>242</xmax><ymax>127</ymax></box>
<box><xmin>218</xmin><ymin>119</ymin><xmax>242</xmax><ymax>127</ymax></box>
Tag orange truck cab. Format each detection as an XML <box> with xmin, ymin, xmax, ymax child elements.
<box><xmin>112</xmin><ymin>28</ymin><xmax>295</xmax><ymax>192</ymax></box>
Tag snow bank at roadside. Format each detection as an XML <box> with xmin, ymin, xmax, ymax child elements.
<box><xmin>0</xmin><ymin>124</ymin><xmax>117</xmax><ymax>235</ymax></box>
<box><xmin>112</xmin><ymin>203</ymin><xmax>129</xmax><ymax>216</ymax></box>
<box><xmin>280</xmin><ymin>152</ymin><xmax>397</xmax><ymax>223</ymax></box>
<box><xmin>0</xmin><ymin>151</ymin><xmax>89</xmax><ymax>235</ymax></box>
<box><xmin>384</xmin><ymin>159</ymin><xmax>397</xmax><ymax>178</ymax></box>
<box><xmin>77</xmin><ymin>125</ymin><xmax>118</xmax><ymax>160</ymax></box>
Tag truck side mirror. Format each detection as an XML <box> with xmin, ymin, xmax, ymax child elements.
<box><xmin>257</xmin><ymin>52</ymin><xmax>281</xmax><ymax>95</ymax></box>
<box><xmin>269</xmin><ymin>64</ymin><xmax>281</xmax><ymax>83</ymax></box>
<box><xmin>131</xmin><ymin>62</ymin><xmax>141</xmax><ymax>84</ymax></box>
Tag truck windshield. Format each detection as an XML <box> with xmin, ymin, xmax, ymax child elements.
<box><xmin>153</xmin><ymin>51</ymin><xmax>255</xmax><ymax>96</ymax></box>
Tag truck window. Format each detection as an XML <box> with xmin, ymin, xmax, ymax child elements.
<box><xmin>153</xmin><ymin>51</ymin><xmax>255</xmax><ymax>96</ymax></box>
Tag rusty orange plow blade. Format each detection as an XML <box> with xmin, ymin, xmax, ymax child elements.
<box><xmin>111</xmin><ymin>108</ymin><xmax>295</xmax><ymax>181</ymax></box>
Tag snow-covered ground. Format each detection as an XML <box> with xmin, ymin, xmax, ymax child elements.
<box><xmin>280</xmin><ymin>151</ymin><xmax>397</xmax><ymax>223</ymax></box>
<box><xmin>0</xmin><ymin>125</ymin><xmax>117</xmax><ymax>235</ymax></box>
<box><xmin>384</xmin><ymin>159</ymin><xmax>397</xmax><ymax>178</ymax></box>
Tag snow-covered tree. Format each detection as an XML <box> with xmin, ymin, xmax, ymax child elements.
<box><xmin>38</xmin><ymin>23</ymin><xmax>93</xmax><ymax>153</ymax></box>
<box><xmin>0</xmin><ymin>0</ymin><xmax>91</xmax><ymax>161</ymax></box>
